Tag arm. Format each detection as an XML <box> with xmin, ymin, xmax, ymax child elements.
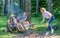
<box><xmin>47</xmin><ymin>12</ymin><xmax>52</xmax><ymax>18</ymax></box>
<box><xmin>7</xmin><ymin>20</ymin><xmax>12</xmax><ymax>31</ymax></box>
<box><xmin>41</xmin><ymin>16</ymin><xmax>45</xmax><ymax>24</ymax></box>
<box><xmin>7</xmin><ymin>20</ymin><xmax>11</xmax><ymax>25</ymax></box>
<box><xmin>48</xmin><ymin>14</ymin><xmax>51</xmax><ymax>18</ymax></box>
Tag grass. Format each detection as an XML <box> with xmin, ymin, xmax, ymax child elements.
<box><xmin>31</xmin><ymin>17</ymin><xmax>60</xmax><ymax>34</ymax></box>
<box><xmin>0</xmin><ymin>16</ymin><xmax>60</xmax><ymax>38</ymax></box>
<box><xmin>0</xmin><ymin>16</ymin><xmax>12</xmax><ymax>38</ymax></box>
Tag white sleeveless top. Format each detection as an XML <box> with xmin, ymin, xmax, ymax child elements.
<box><xmin>42</xmin><ymin>11</ymin><xmax>52</xmax><ymax>19</ymax></box>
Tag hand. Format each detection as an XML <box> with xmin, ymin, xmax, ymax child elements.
<box><xmin>46</xmin><ymin>23</ymin><xmax>49</xmax><ymax>27</ymax></box>
<box><xmin>40</xmin><ymin>17</ymin><xmax>45</xmax><ymax>24</ymax></box>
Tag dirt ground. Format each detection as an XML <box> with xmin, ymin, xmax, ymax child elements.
<box><xmin>11</xmin><ymin>32</ymin><xmax>60</xmax><ymax>38</ymax></box>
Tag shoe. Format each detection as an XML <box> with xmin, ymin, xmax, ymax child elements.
<box><xmin>45</xmin><ymin>31</ymin><xmax>49</xmax><ymax>36</ymax></box>
<box><xmin>51</xmin><ymin>29</ymin><xmax>54</xmax><ymax>34</ymax></box>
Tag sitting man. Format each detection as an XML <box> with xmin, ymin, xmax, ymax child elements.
<box><xmin>20</xmin><ymin>12</ymin><xmax>28</xmax><ymax>22</ymax></box>
<box><xmin>20</xmin><ymin>12</ymin><xmax>30</xmax><ymax>35</ymax></box>
<box><xmin>16</xmin><ymin>17</ymin><xmax>25</xmax><ymax>32</ymax></box>
<box><xmin>7</xmin><ymin>14</ymin><xmax>17</xmax><ymax>32</ymax></box>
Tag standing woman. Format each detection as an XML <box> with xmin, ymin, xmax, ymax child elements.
<box><xmin>40</xmin><ymin>7</ymin><xmax>55</xmax><ymax>35</ymax></box>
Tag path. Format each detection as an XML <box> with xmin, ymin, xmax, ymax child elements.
<box><xmin>11</xmin><ymin>31</ymin><xmax>60</xmax><ymax>38</ymax></box>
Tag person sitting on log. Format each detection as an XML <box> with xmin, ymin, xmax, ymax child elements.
<box><xmin>20</xmin><ymin>12</ymin><xmax>30</xmax><ymax>35</ymax></box>
<box><xmin>7</xmin><ymin>14</ymin><xmax>17</xmax><ymax>32</ymax></box>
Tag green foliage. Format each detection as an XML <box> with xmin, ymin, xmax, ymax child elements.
<box><xmin>31</xmin><ymin>12</ymin><xmax>41</xmax><ymax>17</ymax></box>
<box><xmin>31</xmin><ymin>0</ymin><xmax>48</xmax><ymax>17</ymax></box>
<box><xmin>0</xmin><ymin>0</ymin><xmax>2</xmax><ymax>16</ymax></box>
<box><xmin>52</xmin><ymin>0</ymin><xmax>60</xmax><ymax>17</ymax></box>
<box><xmin>31</xmin><ymin>0</ymin><xmax>60</xmax><ymax>17</ymax></box>
<box><xmin>31</xmin><ymin>0</ymin><xmax>47</xmax><ymax>12</ymax></box>
<box><xmin>0</xmin><ymin>0</ymin><xmax>59</xmax><ymax>17</ymax></box>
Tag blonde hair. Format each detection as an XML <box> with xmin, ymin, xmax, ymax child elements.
<box><xmin>40</xmin><ymin>7</ymin><xmax>46</xmax><ymax>11</ymax></box>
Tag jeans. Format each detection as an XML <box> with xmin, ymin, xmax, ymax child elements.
<box><xmin>47</xmin><ymin>15</ymin><xmax>54</xmax><ymax>31</ymax></box>
<box><xmin>10</xmin><ymin>23</ymin><xmax>15</xmax><ymax>29</ymax></box>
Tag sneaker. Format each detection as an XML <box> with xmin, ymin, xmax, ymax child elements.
<box><xmin>45</xmin><ymin>31</ymin><xmax>49</xmax><ymax>36</ymax></box>
<box><xmin>51</xmin><ymin>29</ymin><xmax>54</xmax><ymax>34</ymax></box>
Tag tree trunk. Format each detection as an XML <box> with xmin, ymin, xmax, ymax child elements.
<box><xmin>19</xmin><ymin>0</ymin><xmax>25</xmax><ymax>11</ymax></box>
<box><xmin>25</xmin><ymin>0</ymin><xmax>31</xmax><ymax>21</ymax></box>
<box><xmin>19</xmin><ymin>0</ymin><xmax>23</xmax><ymax>9</ymax></box>
<box><xmin>7</xmin><ymin>0</ymin><xmax>14</xmax><ymax>16</ymax></box>
<box><xmin>2</xmin><ymin>0</ymin><xmax>5</xmax><ymax>15</ymax></box>
<box><xmin>36</xmin><ymin>0</ymin><xmax>39</xmax><ymax>13</ymax></box>
<box><xmin>48</xmin><ymin>0</ymin><xmax>53</xmax><ymax>13</ymax></box>
<box><xmin>3</xmin><ymin>0</ymin><xmax>8</xmax><ymax>15</ymax></box>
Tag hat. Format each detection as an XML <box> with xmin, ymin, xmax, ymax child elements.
<box><xmin>10</xmin><ymin>14</ymin><xmax>15</xmax><ymax>18</ymax></box>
